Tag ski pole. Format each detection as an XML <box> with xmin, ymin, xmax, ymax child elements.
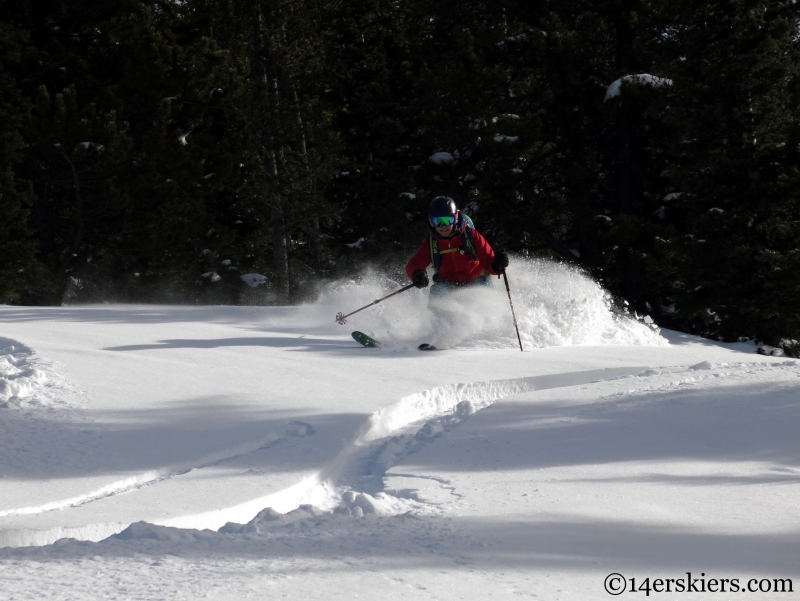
<box><xmin>335</xmin><ymin>283</ymin><xmax>416</xmax><ymax>325</ymax></box>
<box><xmin>502</xmin><ymin>271</ymin><xmax>524</xmax><ymax>351</ymax></box>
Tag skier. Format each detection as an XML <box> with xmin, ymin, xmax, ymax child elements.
<box><xmin>342</xmin><ymin>196</ymin><xmax>514</xmax><ymax>350</ymax></box>
<box><xmin>406</xmin><ymin>196</ymin><xmax>508</xmax><ymax>297</ymax></box>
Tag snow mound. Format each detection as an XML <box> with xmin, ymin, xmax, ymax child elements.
<box><xmin>0</xmin><ymin>339</ymin><xmax>47</xmax><ymax>408</ymax></box>
<box><xmin>309</xmin><ymin>259</ymin><xmax>666</xmax><ymax>349</ymax></box>
<box><xmin>220</xmin><ymin>505</ymin><xmax>327</xmax><ymax>534</ymax></box>
<box><xmin>112</xmin><ymin>521</ymin><xmax>217</xmax><ymax>543</ymax></box>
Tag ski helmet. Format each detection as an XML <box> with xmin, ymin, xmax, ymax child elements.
<box><xmin>428</xmin><ymin>196</ymin><xmax>458</xmax><ymax>218</ymax></box>
<box><xmin>427</xmin><ymin>196</ymin><xmax>459</xmax><ymax>231</ymax></box>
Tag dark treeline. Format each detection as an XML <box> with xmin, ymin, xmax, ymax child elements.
<box><xmin>1</xmin><ymin>0</ymin><xmax>799</xmax><ymax>350</ymax></box>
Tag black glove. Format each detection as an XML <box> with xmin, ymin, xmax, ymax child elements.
<box><xmin>412</xmin><ymin>269</ymin><xmax>429</xmax><ymax>289</ymax></box>
<box><xmin>491</xmin><ymin>251</ymin><xmax>509</xmax><ymax>274</ymax></box>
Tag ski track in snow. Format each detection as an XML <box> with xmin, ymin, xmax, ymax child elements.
<box><xmin>318</xmin><ymin>359</ymin><xmax>800</xmax><ymax>518</ymax></box>
<box><xmin>3</xmin><ymin>356</ymin><xmax>797</xmax><ymax>548</ymax></box>
<box><xmin>0</xmin><ymin>422</ymin><xmax>315</xmax><ymax>520</ymax></box>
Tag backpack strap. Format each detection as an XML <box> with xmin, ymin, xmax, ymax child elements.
<box><xmin>430</xmin><ymin>238</ymin><xmax>441</xmax><ymax>271</ymax></box>
<box><xmin>460</xmin><ymin>215</ymin><xmax>478</xmax><ymax>261</ymax></box>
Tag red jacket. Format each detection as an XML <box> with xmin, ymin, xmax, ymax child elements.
<box><xmin>406</xmin><ymin>227</ymin><xmax>498</xmax><ymax>283</ymax></box>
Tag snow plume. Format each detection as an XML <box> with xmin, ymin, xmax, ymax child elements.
<box><xmin>306</xmin><ymin>267</ymin><xmax>433</xmax><ymax>343</ymax></box>
<box><xmin>510</xmin><ymin>259</ymin><xmax>666</xmax><ymax>348</ymax></box>
<box><xmin>307</xmin><ymin>260</ymin><xmax>665</xmax><ymax>349</ymax></box>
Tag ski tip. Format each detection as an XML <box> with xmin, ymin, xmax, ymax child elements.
<box><xmin>352</xmin><ymin>331</ymin><xmax>381</xmax><ymax>348</ymax></box>
<box><xmin>418</xmin><ymin>343</ymin><xmax>439</xmax><ymax>351</ymax></box>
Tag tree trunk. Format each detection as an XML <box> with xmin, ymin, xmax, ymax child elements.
<box><xmin>544</xmin><ymin>5</ymin><xmax>601</xmax><ymax>267</ymax></box>
<box><xmin>252</xmin><ymin>4</ymin><xmax>292</xmax><ymax>303</ymax></box>
<box><xmin>59</xmin><ymin>150</ymin><xmax>84</xmax><ymax>275</ymax></box>
<box><xmin>613</xmin><ymin>0</ymin><xmax>634</xmax><ymax>212</ymax></box>
<box><xmin>271</xmin><ymin>206</ymin><xmax>290</xmax><ymax>303</ymax></box>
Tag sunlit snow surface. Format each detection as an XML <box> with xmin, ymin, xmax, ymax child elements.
<box><xmin>0</xmin><ymin>259</ymin><xmax>798</xmax><ymax>601</ymax></box>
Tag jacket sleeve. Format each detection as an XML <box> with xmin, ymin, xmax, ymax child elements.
<box><xmin>405</xmin><ymin>239</ymin><xmax>432</xmax><ymax>280</ymax></box>
<box><xmin>471</xmin><ymin>229</ymin><xmax>498</xmax><ymax>275</ymax></box>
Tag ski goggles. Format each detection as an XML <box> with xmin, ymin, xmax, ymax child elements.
<box><xmin>429</xmin><ymin>215</ymin><xmax>456</xmax><ymax>228</ymax></box>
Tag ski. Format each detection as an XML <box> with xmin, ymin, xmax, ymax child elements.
<box><xmin>352</xmin><ymin>331</ymin><xmax>381</xmax><ymax>348</ymax></box>
<box><xmin>352</xmin><ymin>332</ymin><xmax>439</xmax><ymax>351</ymax></box>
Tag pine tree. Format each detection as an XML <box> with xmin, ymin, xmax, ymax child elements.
<box><xmin>657</xmin><ymin>0</ymin><xmax>800</xmax><ymax>345</ymax></box>
<box><xmin>593</xmin><ymin>0</ymin><xmax>679</xmax><ymax>319</ymax></box>
<box><xmin>410</xmin><ymin>0</ymin><xmax>655</xmax><ymax>281</ymax></box>
<box><xmin>105</xmin><ymin>2</ymin><xmax>249</xmax><ymax>303</ymax></box>
<box><xmin>5</xmin><ymin>1</ymin><xmax>253</xmax><ymax>302</ymax></box>
<box><xmin>0</xmin><ymin>18</ymin><xmax>48</xmax><ymax>302</ymax></box>
<box><xmin>320</xmin><ymin>0</ymin><xmax>428</xmax><ymax>269</ymax></box>
<box><xmin>200</xmin><ymin>0</ymin><xmax>341</xmax><ymax>303</ymax></box>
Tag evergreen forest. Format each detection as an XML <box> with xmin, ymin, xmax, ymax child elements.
<box><xmin>1</xmin><ymin>0</ymin><xmax>799</xmax><ymax>352</ymax></box>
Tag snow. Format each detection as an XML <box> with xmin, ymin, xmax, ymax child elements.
<box><xmin>346</xmin><ymin>237</ymin><xmax>366</xmax><ymax>249</ymax></box>
<box><xmin>314</xmin><ymin>261</ymin><xmax>663</xmax><ymax>350</ymax></box>
<box><xmin>240</xmin><ymin>273</ymin><xmax>267</xmax><ymax>288</ymax></box>
<box><xmin>77</xmin><ymin>142</ymin><xmax>104</xmax><ymax>152</ymax></box>
<box><xmin>0</xmin><ymin>342</ymin><xmax>47</xmax><ymax>407</ymax></box>
<box><xmin>428</xmin><ymin>152</ymin><xmax>455</xmax><ymax>165</ymax></box>
<box><xmin>605</xmin><ymin>74</ymin><xmax>673</xmax><ymax>100</ymax></box>
<box><xmin>497</xmin><ymin>34</ymin><xmax>528</xmax><ymax>46</ymax></box>
<box><xmin>0</xmin><ymin>259</ymin><xmax>798</xmax><ymax>600</ymax></box>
